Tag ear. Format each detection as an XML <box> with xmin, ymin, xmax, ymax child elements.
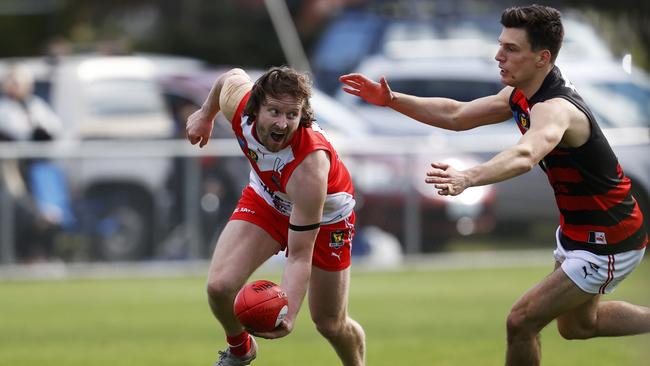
<box><xmin>536</xmin><ymin>50</ymin><xmax>552</xmax><ymax>66</ymax></box>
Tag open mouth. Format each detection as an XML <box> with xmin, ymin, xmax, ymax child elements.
<box><xmin>270</xmin><ymin>131</ymin><xmax>285</xmax><ymax>142</ymax></box>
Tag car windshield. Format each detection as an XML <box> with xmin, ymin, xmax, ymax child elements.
<box><xmin>85</xmin><ymin>79</ymin><xmax>164</xmax><ymax>117</ymax></box>
<box><xmin>388</xmin><ymin>79</ymin><xmax>502</xmax><ymax>101</ymax></box>
<box><xmin>312</xmin><ymin>15</ymin><xmax>380</xmax><ymax>73</ymax></box>
<box><xmin>577</xmin><ymin>81</ymin><xmax>650</xmax><ymax>128</ymax></box>
<box><xmin>381</xmin><ymin>18</ymin><xmax>500</xmax><ymax>58</ymax></box>
<box><xmin>33</xmin><ymin>81</ymin><xmax>52</xmax><ymax>103</ymax></box>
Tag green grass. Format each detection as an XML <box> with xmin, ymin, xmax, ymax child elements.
<box><xmin>1</xmin><ymin>258</ymin><xmax>648</xmax><ymax>366</ymax></box>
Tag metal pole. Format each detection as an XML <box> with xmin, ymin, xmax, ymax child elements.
<box><xmin>264</xmin><ymin>0</ymin><xmax>312</xmax><ymax>74</ymax></box>
<box><xmin>183</xmin><ymin>157</ymin><xmax>203</xmax><ymax>259</ymax></box>
<box><xmin>0</xmin><ymin>172</ymin><xmax>16</xmax><ymax>264</ymax></box>
<box><xmin>403</xmin><ymin>154</ymin><xmax>421</xmax><ymax>254</ymax></box>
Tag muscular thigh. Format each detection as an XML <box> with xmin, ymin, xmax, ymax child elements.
<box><xmin>208</xmin><ymin>220</ymin><xmax>282</xmax><ymax>286</ymax></box>
<box><xmin>512</xmin><ymin>263</ymin><xmax>596</xmax><ymax>327</ymax></box>
<box><xmin>308</xmin><ymin>267</ymin><xmax>351</xmax><ymax>321</ymax></box>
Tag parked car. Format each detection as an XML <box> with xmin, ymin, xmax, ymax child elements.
<box><xmin>336</xmin><ymin>55</ymin><xmax>650</xmax><ymax>233</ymax></box>
<box><xmin>0</xmin><ymin>54</ymin><xmax>205</xmax><ymax>261</ymax></box>
<box><xmin>158</xmin><ymin>68</ymin><xmax>497</xmax><ymax>252</ymax></box>
<box><xmin>311</xmin><ymin>8</ymin><xmax>613</xmax><ymax>95</ymax></box>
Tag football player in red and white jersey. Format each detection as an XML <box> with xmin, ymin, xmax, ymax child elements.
<box><xmin>187</xmin><ymin>66</ymin><xmax>365</xmax><ymax>366</ymax></box>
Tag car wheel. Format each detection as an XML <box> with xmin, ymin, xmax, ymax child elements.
<box><xmin>84</xmin><ymin>191</ymin><xmax>153</xmax><ymax>261</ymax></box>
<box><xmin>95</xmin><ymin>204</ymin><xmax>149</xmax><ymax>261</ymax></box>
<box><xmin>199</xmin><ymin>170</ymin><xmax>239</xmax><ymax>255</ymax></box>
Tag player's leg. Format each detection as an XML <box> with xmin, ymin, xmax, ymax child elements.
<box><xmin>207</xmin><ymin>219</ymin><xmax>282</xmax><ymax>336</ymax></box>
<box><xmin>309</xmin><ymin>266</ymin><xmax>366</xmax><ymax>366</ymax></box>
<box><xmin>505</xmin><ymin>263</ymin><xmax>595</xmax><ymax>366</ymax></box>
<box><xmin>557</xmin><ymin>297</ymin><xmax>650</xmax><ymax>339</ymax></box>
<box><xmin>555</xmin><ymin>248</ymin><xmax>650</xmax><ymax>339</ymax></box>
<box><xmin>208</xmin><ymin>220</ymin><xmax>282</xmax><ymax>365</ymax></box>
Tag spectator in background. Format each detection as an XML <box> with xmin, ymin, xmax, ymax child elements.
<box><xmin>0</xmin><ymin>64</ymin><xmax>62</xmax><ymax>141</ymax></box>
<box><xmin>0</xmin><ymin>63</ymin><xmax>64</xmax><ymax>262</ymax></box>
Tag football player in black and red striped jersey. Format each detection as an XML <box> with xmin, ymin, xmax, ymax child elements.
<box><xmin>340</xmin><ymin>4</ymin><xmax>648</xmax><ymax>366</ymax></box>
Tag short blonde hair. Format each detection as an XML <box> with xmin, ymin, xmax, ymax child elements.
<box><xmin>2</xmin><ymin>63</ymin><xmax>35</xmax><ymax>97</ymax></box>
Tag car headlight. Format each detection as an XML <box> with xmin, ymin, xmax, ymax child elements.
<box><xmin>413</xmin><ymin>156</ymin><xmax>492</xmax><ymax>208</ymax></box>
<box><xmin>345</xmin><ymin>157</ymin><xmax>406</xmax><ymax>193</ymax></box>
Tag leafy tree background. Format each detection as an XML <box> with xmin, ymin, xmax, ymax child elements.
<box><xmin>0</xmin><ymin>0</ymin><xmax>648</xmax><ymax>71</ymax></box>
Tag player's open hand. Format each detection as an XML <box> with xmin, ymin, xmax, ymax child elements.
<box><xmin>425</xmin><ymin>162</ymin><xmax>469</xmax><ymax>196</ymax></box>
<box><xmin>339</xmin><ymin>73</ymin><xmax>394</xmax><ymax>106</ymax></box>
<box><xmin>248</xmin><ymin>319</ymin><xmax>293</xmax><ymax>340</ymax></box>
<box><xmin>186</xmin><ymin>108</ymin><xmax>214</xmax><ymax>148</ymax></box>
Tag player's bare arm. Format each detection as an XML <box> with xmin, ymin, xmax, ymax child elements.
<box><xmin>339</xmin><ymin>73</ymin><xmax>514</xmax><ymax>130</ymax></box>
<box><xmin>255</xmin><ymin>150</ymin><xmax>329</xmax><ymax>339</ymax></box>
<box><xmin>186</xmin><ymin>68</ymin><xmax>251</xmax><ymax>147</ymax></box>
<box><xmin>426</xmin><ymin>98</ymin><xmax>571</xmax><ymax>196</ymax></box>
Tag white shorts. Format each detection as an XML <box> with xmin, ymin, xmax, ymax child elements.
<box><xmin>553</xmin><ymin>227</ymin><xmax>646</xmax><ymax>294</ymax></box>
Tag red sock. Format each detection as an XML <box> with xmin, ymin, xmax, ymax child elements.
<box><xmin>227</xmin><ymin>331</ymin><xmax>250</xmax><ymax>357</ymax></box>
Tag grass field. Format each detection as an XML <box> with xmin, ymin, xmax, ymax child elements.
<box><xmin>1</xmin><ymin>256</ymin><xmax>648</xmax><ymax>366</ymax></box>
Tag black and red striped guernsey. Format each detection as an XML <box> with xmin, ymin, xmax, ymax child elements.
<box><xmin>508</xmin><ymin>66</ymin><xmax>648</xmax><ymax>255</ymax></box>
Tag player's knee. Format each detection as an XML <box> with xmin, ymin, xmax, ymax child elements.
<box><xmin>506</xmin><ymin>308</ymin><xmax>537</xmax><ymax>340</ymax></box>
<box><xmin>206</xmin><ymin>276</ymin><xmax>239</xmax><ymax>299</ymax></box>
<box><xmin>312</xmin><ymin>316</ymin><xmax>344</xmax><ymax>339</ymax></box>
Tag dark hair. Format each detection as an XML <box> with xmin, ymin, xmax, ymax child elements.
<box><xmin>501</xmin><ymin>4</ymin><xmax>564</xmax><ymax>62</ymax></box>
<box><xmin>243</xmin><ymin>66</ymin><xmax>314</xmax><ymax>127</ymax></box>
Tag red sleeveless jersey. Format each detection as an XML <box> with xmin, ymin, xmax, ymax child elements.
<box><xmin>509</xmin><ymin>66</ymin><xmax>647</xmax><ymax>255</ymax></box>
<box><xmin>230</xmin><ymin>92</ymin><xmax>355</xmax><ymax>225</ymax></box>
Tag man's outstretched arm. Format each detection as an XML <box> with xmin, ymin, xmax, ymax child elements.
<box><xmin>339</xmin><ymin>73</ymin><xmax>513</xmax><ymax>131</ymax></box>
<box><xmin>425</xmin><ymin>99</ymin><xmax>571</xmax><ymax>196</ymax></box>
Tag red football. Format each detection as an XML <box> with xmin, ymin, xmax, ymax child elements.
<box><xmin>234</xmin><ymin>280</ymin><xmax>289</xmax><ymax>332</ymax></box>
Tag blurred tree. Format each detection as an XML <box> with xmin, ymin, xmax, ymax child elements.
<box><xmin>0</xmin><ymin>0</ymin><xmax>649</xmax><ymax>72</ymax></box>
<box><xmin>0</xmin><ymin>0</ymin><xmax>61</xmax><ymax>57</ymax></box>
<box><xmin>151</xmin><ymin>0</ymin><xmax>286</xmax><ymax>67</ymax></box>
<box><xmin>513</xmin><ymin>0</ymin><xmax>650</xmax><ymax>70</ymax></box>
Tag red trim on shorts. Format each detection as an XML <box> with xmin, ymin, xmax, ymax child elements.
<box><xmin>599</xmin><ymin>255</ymin><xmax>615</xmax><ymax>294</ymax></box>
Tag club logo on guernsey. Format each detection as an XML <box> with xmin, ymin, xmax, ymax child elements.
<box><xmin>518</xmin><ymin>113</ymin><xmax>529</xmax><ymax>129</ymax></box>
<box><xmin>329</xmin><ymin>231</ymin><xmax>345</xmax><ymax>249</ymax></box>
<box><xmin>247</xmin><ymin>149</ymin><xmax>259</xmax><ymax>162</ymax></box>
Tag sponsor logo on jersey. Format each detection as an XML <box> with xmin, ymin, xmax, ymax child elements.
<box><xmin>236</xmin><ymin>136</ymin><xmax>247</xmax><ymax>149</ymax></box>
<box><xmin>588</xmin><ymin>231</ymin><xmax>607</xmax><ymax>244</ymax></box>
<box><xmin>582</xmin><ymin>261</ymin><xmax>600</xmax><ymax>278</ymax></box>
<box><xmin>234</xmin><ymin>207</ymin><xmax>256</xmax><ymax>215</ymax></box>
<box><xmin>271</xmin><ymin>173</ymin><xmax>282</xmax><ymax>190</ymax></box>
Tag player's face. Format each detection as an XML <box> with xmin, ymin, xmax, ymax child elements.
<box><xmin>255</xmin><ymin>95</ymin><xmax>303</xmax><ymax>152</ymax></box>
<box><xmin>495</xmin><ymin>27</ymin><xmax>541</xmax><ymax>88</ymax></box>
